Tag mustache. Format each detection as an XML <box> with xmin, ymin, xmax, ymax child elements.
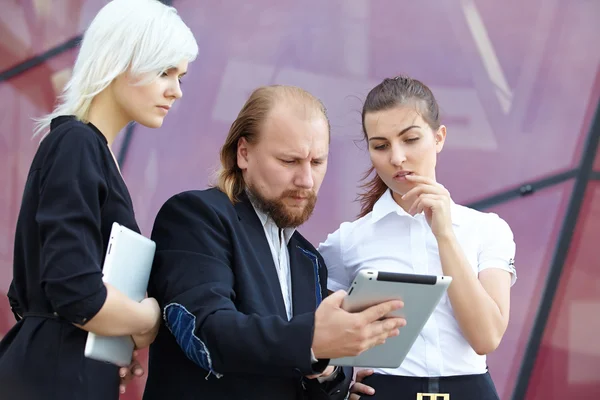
<box><xmin>282</xmin><ymin>189</ymin><xmax>315</xmax><ymax>198</ymax></box>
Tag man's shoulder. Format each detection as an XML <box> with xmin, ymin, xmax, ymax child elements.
<box><xmin>159</xmin><ymin>187</ymin><xmax>237</xmax><ymax>219</ymax></box>
<box><xmin>166</xmin><ymin>187</ymin><xmax>230</xmax><ymax>207</ymax></box>
<box><xmin>152</xmin><ymin>188</ymin><xmax>241</xmax><ymax>242</ymax></box>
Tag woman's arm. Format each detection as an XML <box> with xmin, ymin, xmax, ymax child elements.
<box><xmin>75</xmin><ymin>283</ymin><xmax>159</xmax><ymax>337</ymax></box>
<box><xmin>436</xmin><ymin>233</ymin><xmax>512</xmax><ymax>354</ymax></box>
<box><xmin>37</xmin><ymin>127</ymin><xmax>159</xmax><ymax>339</ymax></box>
<box><xmin>403</xmin><ymin>174</ymin><xmax>515</xmax><ymax>355</ymax></box>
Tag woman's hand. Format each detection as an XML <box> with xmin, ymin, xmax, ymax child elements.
<box><xmin>131</xmin><ymin>297</ymin><xmax>161</xmax><ymax>349</ymax></box>
<box><xmin>349</xmin><ymin>368</ymin><xmax>375</xmax><ymax>399</ymax></box>
<box><xmin>402</xmin><ymin>175</ymin><xmax>453</xmax><ymax>239</ymax></box>
<box><xmin>118</xmin><ymin>350</ymin><xmax>144</xmax><ymax>395</ymax></box>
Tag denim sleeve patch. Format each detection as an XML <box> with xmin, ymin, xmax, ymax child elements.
<box><xmin>297</xmin><ymin>247</ymin><xmax>322</xmax><ymax>306</ymax></box>
<box><xmin>163</xmin><ymin>303</ymin><xmax>223</xmax><ymax>378</ymax></box>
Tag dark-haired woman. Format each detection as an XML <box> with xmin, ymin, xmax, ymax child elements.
<box><xmin>318</xmin><ymin>76</ymin><xmax>516</xmax><ymax>400</ymax></box>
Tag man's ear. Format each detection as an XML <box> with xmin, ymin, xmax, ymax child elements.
<box><xmin>237</xmin><ymin>137</ymin><xmax>250</xmax><ymax>170</ymax></box>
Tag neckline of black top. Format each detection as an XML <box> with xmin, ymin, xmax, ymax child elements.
<box><xmin>50</xmin><ymin>115</ymin><xmax>108</xmax><ymax>145</ymax></box>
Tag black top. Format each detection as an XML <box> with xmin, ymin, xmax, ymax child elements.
<box><xmin>143</xmin><ymin>189</ymin><xmax>351</xmax><ymax>400</ymax></box>
<box><xmin>0</xmin><ymin>116</ymin><xmax>139</xmax><ymax>400</ymax></box>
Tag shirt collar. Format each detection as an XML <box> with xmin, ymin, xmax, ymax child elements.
<box><xmin>249</xmin><ymin>201</ymin><xmax>296</xmax><ymax>245</ymax></box>
<box><xmin>371</xmin><ymin>189</ymin><xmax>463</xmax><ymax>227</ymax></box>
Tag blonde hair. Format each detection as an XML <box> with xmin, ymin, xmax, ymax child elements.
<box><xmin>215</xmin><ymin>85</ymin><xmax>329</xmax><ymax>203</ymax></box>
<box><xmin>34</xmin><ymin>0</ymin><xmax>198</xmax><ymax>137</ymax></box>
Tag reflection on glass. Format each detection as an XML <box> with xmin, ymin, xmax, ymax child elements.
<box><xmin>0</xmin><ymin>0</ymin><xmax>107</xmax><ymax>72</ymax></box>
<box><xmin>526</xmin><ymin>182</ymin><xmax>600</xmax><ymax>400</ymax></box>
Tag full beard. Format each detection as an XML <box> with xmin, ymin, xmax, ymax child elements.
<box><xmin>246</xmin><ymin>185</ymin><xmax>317</xmax><ymax>229</ymax></box>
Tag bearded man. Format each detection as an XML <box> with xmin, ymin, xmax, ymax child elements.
<box><xmin>143</xmin><ymin>85</ymin><xmax>405</xmax><ymax>400</ymax></box>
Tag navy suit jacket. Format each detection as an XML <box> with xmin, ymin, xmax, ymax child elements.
<box><xmin>143</xmin><ymin>188</ymin><xmax>351</xmax><ymax>400</ymax></box>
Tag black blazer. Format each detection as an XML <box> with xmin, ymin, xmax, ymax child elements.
<box><xmin>143</xmin><ymin>188</ymin><xmax>351</xmax><ymax>400</ymax></box>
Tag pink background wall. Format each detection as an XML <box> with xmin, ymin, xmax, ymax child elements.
<box><xmin>2</xmin><ymin>1</ymin><xmax>599</xmax><ymax>398</ymax></box>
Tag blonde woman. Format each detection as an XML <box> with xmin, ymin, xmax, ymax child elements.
<box><xmin>0</xmin><ymin>1</ymin><xmax>197</xmax><ymax>398</ymax></box>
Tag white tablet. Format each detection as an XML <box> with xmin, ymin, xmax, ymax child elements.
<box><xmin>84</xmin><ymin>222</ymin><xmax>156</xmax><ymax>367</ymax></box>
<box><xmin>330</xmin><ymin>269</ymin><xmax>452</xmax><ymax>369</ymax></box>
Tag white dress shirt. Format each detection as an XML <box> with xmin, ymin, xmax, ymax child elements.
<box><xmin>318</xmin><ymin>189</ymin><xmax>516</xmax><ymax>377</ymax></box>
<box><xmin>251</xmin><ymin>205</ymin><xmax>296</xmax><ymax>321</ymax></box>
<box><xmin>251</xmin><ymin>203</ymin><xmax>339</xmax><ymax>381</ymax></box>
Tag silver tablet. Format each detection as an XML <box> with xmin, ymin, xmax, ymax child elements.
<box><xmin>330</xmin><ymin>269</ymin><xmax>452</xmax><ymax>369</ymax></box>
<box><xmin>84</xmin><ymin>222</ymin><xmax>156</xmax><ymax>367</ymax></box>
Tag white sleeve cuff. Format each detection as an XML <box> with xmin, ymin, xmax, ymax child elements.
<box><xmin>317</xmin><ymin>366</ymin><xmax>340</xmax><ymax>383</ymax></box>
<box><xmin>327</xmin><ymin>278</ymin><xmax>349</xmax><ymax>292</ymax></box>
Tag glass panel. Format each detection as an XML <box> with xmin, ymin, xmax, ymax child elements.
<box><xmin>482</xmin><ymin>181</ymin><xmax>573</xmax><ymax>399</ymax></box>
<box><xmin>525</xmin><ymin>181</ymin><xmax>600</xmax><ymax>399</ymax></box>
<box><xmin>126</xmin><ymin>0</ymin><xmax>600</xmax><ymax>205</ymax></box>
<box><xmin>0</xmin><ymin>48</ymin><xmax>77</xmax><ymax>297</ymax></box>
<box><xmin>0</xmin><ymin>297</ymin><xmax>13</xmax><ymax>342</ymax></box>
<box><xmin>122</xmin><ymin>0</ymin><xmax>599</xmax><ymax>220</ymax></box>
<box><xmin>0</xmin><ymin>1</ymin><xmax>108</xmax><ymax>72</ymax></box>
